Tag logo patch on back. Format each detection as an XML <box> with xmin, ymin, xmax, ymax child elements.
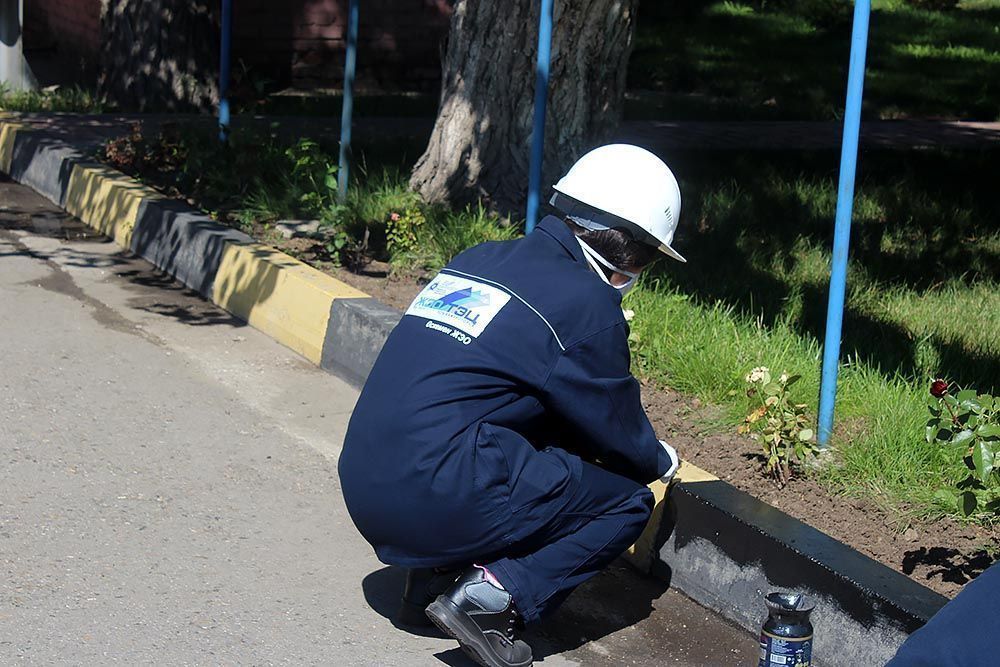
<box><xmin>405</xmin><ymin>273</ymin><xmax>511</xmax><ymax>338</ymax></box>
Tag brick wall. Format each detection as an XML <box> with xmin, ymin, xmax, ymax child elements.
<box><xmin>25</xmin><ymin>0</ymin><xmax>102</xmax><ymax>67</ymax></box>
<box><xmin>234</xmin><ymin>0</ymin><xmax>452</xmax><ymax>91</ymax></box>
<box><xmin>25</xmin><ymin>0</ymin><xmax>450</xmax><ymax>92</ymax></box>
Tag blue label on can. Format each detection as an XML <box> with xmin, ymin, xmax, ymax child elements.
<box><xmin>758</xmin><ymin>631</ymin><xmax>812</xmax><ymax>667</ymax></box>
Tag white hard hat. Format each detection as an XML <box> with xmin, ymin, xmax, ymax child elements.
<box><xmin>550</xmin><ymin>144</ymin><xmax>686</xmax><ymax>263</ymax></box>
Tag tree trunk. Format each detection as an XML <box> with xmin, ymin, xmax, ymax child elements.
<box><xmin>410</xmin><ymin>0</ymin><xmax>638</xmax><ymax>217</ymax></box>
<box><xmin>99</xmin><ymin>0</ymin><xmax>219</xmax><ymax>112</ymax></box>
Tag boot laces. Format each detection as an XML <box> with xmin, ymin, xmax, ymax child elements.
<box><xmin>506</xmin><ymin>609</ymin><xmax>519</xmax><ymax>640</ymax></box>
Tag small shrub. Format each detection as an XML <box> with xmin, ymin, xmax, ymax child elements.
<box><xmin>927</xmin><ymin>380</ymin><xmax>1000</xmax><ymax>518</ymax></box>
<box><xmin>740</xmin><ymin>366</ymin><xmax>819</xmax><ymax>486</ymax></box>
<box><xmin>385</xmin><ymin>207</ymin><xmax>426</xmax><ymax>257</ymax></box>
<box><xmin>103</xmin><ymin>122</ymin><xmax>148</xmax><ymax>173</ymax></box>
<box><xmin>284</xmin><ymin>138</ymin><xmax>338</xmax><ymax>213</ymax></box>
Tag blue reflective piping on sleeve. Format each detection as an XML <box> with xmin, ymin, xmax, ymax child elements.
<box><xmin>440</xmin><ymin>268</ymin><xmax>566</xmax><ymax>351</ymax></box>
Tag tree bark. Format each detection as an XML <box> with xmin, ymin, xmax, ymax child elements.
<box><xmin>410</xmin><ymin>0</ymin><xmax>639</xmax><ymax>217</ymax></box>
<box><xmin>99</xmin><ymin>0</ymin><xmax>219</xmax><ymax>112</ymax></box>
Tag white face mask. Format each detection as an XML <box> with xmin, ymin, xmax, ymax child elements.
<box><xmin>576</xmin><ymin>237</ymin><xmax>638</xmax><ymax>296</ymax></box>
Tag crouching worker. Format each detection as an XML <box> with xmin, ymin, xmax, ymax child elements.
<box><xmin>338</xmin><ymin>145</ymin><xmax>686</xmax><ymax>667</ymax></box>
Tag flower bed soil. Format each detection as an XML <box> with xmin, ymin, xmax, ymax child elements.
<box><xmin>327</xmin><ymin>265</ymin><xmax>999</xmax><ymax>599</ymax></box>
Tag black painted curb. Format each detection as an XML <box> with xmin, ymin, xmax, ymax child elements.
<box><xmin>7</xmin><ymin>127</ymin><xmax>100</xmax><ymax>207</ymax></box>
<box><xmin>657</xmin><ymin>481</ymin><xmax>949</xmax><ymax>665</ymax></box>
<box><xmin>132</xmin><ymin>198</ymin><xmax>254</xmax><ymax>299</ymax></box>
<box><xmin>321</xmin><ymin>297</ymin><xmax>402</xmax><ymax>386</ymax></box>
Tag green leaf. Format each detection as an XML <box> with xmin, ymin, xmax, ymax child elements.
<box><xmin>763</xmin><ymin>382</ymin><xmax>781</xmax><ymax>396</ymax></box>
<box><xmin>798</xmin><ymin>428</ymin><xmax>814</xmax><ymax>442</ymax></box>
<box><xmin>784</xmin><ymin>374</ymin><xmax>801</xmax><ymax>387</ymax></box>
<box><xmin>959</xmin><ymin>491</ymin><xmax>978</xmax><ymax>517</ymax></box>
<box><xmin>952</xmin><ymin>429</ymin><xmax>975</xmax><ymax>448</ymax></box>
<box><xmin>956</xmin><ymin>389</ymin><xmax>977</xmax><ymax>403</ymax></box>
<box><xmin>934</xmin><ymin>488</ymin><xmax>957</xmax><ymax>505</ymax></box>
<box><xmin>926</xmin><ymin>420</ymin><xmax>940</xmax><ymax>444</ymax></box>
<box><xmin>977</xmin><ymin>423</ymin><xmax>1000</xmax><ymax>440</ymax></box>
<box><xmin>960</xmin><ymin>398</ymin><xmax>983</xmax><ymax>413</ymax></box>
<box><xmin>934</xmin><ymin>489</ymin><xmax>959</xmax><ymax>513</ymax></box>
<box><xmin>957</xmin><ymin>474</ymin><xmax>985</xmax><ymax>490</ymax></box>
<box><xmin>972</xmin><ymin>441</ymin><xmax>995</xmax><ymax>483</ymax></box>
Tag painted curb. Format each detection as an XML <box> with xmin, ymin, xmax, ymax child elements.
<box><xmin>322</xmin><ymin>298</ymin><xmax>402</xmax><ymax>386</ymax></box>
<box><xmin>0</xmin><ymin>115</ymin><xmax>948</xmax><ymax>663</ymax></box>
<box><xmin>0</xmin><ymin>116</ymin><xmax>371</xmax><ymax>370</ymax></box>
<box><xmin>658</xmin><ymin>480</ymin><xmax>948</xmax><ymax>665</ymax></box>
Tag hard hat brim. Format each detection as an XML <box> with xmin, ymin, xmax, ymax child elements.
<box><xmin>657</xmin><ymin>242</ymin><xmax>687</xmax><ymax>263</ymax></box>
<box><xmin>551</xmin><ymin>190</ymin><xmax>687</xmax><ymax>263</ymax></box>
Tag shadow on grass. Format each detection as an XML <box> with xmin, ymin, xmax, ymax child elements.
<box><xmin>646</xmin><ymin>148</ymin><xmax>1000</xmax><ymax>391</ymax></box>
<box><xmin>630</xmin><ymin>0</ymin><xmax>1000</xmax><ymax>121</ymax></box>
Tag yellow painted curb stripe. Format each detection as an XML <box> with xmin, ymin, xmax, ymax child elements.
<box><xmin>625</xmin><ymin>478</ymin><xmax>670</xmax><ymax>571</ymax></box>
<box><xmin>0</xmin><ymin>119</ymin><xmax>22</xmax><ymax>174</ymax></box>
<box><xmin>64</xmin><ymin>162</ymin><xmax>164</xmax><ymax>249</ymax></box>
<box><xmin>676</xmin><ymin>460</ymin><xmax>719</xmax><ymax>483</ymax></box>
<box><xmin>624</xmin><ymin>461</ymin><xmax>719</xmax><ymax>572</ymax></box>
<box><xmin>212</xmin><ymin>241</ymin><xmax>367</xmax><ymax>365</ymax></box>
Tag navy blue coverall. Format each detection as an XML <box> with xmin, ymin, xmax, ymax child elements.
<box><xmin>338</xmin><ymin>215</ymin><xmax>672</xmax><ymax>623</ymax></box>
<box><xmin>886</xmin><ymin>561</ymin><xmax>1000</xmax><ymax>666</ymax></box>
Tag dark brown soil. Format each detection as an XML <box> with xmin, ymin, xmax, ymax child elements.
<box><xmin>328</xmin><ymin>268</ymin><xmax>999</xmax><ymax>599</ymax></box>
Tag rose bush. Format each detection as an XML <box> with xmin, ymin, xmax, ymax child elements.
<box><xmin>926</xmin><ymin>380</ymin><xmax>1000</xmax><ymax>518</ymax></box>
<box><xmin>740</xmin><ymin>367</ymin><xmax>819</xmax><ymax>487</ymax></box>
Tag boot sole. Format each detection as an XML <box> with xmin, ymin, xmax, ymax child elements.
<box><xmin>425</xmin><ymin>597</ymin><xmax>532</xmax><ymax>667</ymax></box>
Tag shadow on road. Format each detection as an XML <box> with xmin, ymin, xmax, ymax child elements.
<box><xmin>362</xmin><ymin>562</ymin><xmax>668</xmax><ymax>664</ymax></box>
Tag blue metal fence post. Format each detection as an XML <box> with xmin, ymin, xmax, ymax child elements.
<box><xmin>525</xmin><ymin>0</ymin><xmax>555</xmax><ymax>233</ymax></box>
<box><xmin>818</xmin><ymin>0</ymin><xmax>871</xmax><ymax>447</ymax></box>
<box><xmin>218</xmin><ymin>0</ymin><xmax>233</xmax><ymax>142</ymax></box>
<box><xmin>338</xmin><ymin>0</ymin><xmax>360</xmax><ymax>201</ymax></box>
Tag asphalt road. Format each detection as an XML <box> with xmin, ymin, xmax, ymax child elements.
<box><xmin>0</xmin><ymin>176</ymin><xmax>758</xmax><ymax>666</ymax></box>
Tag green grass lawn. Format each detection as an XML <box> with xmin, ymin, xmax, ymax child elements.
<box><xmin>630</xmin><ymin>0</ymin><xmax>1000</xmax><ymax>120</ymax></box>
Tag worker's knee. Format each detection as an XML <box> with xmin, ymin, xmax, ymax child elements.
<box><xmin>620</xmin><ymin>485</ymin><xmax>654</xmax><ymax>537</ymax></box>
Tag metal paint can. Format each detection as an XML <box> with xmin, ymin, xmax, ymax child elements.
<box><xmin>758</xmin><ymin>592</ymin><xmax>815</xmax><ymax>667</ymax></box>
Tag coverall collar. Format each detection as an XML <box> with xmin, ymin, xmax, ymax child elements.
<box><xmin>536</xmin><ymin>215</ymin><xmax>587</xmax><ymax>265</ymax></box>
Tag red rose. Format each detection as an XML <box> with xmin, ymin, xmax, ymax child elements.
<box><xmin>930</xmin><ymin>379</ymin><xmax>948</xmax><ymax>398</ymax></box>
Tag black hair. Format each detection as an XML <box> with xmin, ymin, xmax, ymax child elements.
<box><xmin>564</xmin><ymin>218</ymin><xmax>660</xmax><ymax>272</ymax></box>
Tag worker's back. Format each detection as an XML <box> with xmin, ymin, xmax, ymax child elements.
<box><xmin>338</xmin><ymin>215</ymin><xmax>665</xmax><ymax>567</ymax></box>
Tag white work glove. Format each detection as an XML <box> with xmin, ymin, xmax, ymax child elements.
<box><xmin>659</xmin><ymin>440</ymin><xmax>680</xmax><ymax>484</ymax></box>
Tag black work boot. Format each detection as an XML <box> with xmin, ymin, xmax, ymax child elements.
<box><xmin>426</xmin><ymin>566</ymin><xmax>533</xmax><ymax>667</ymax></box>
<box><xmin>398</xmin><ymin>567</ymin><xmax>461</xmax><ymax>627</ymax></box>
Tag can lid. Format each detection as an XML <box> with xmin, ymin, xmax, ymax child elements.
<box><xmin>764</xmin><ymin>592</ymin><xmax>815</xmax><ymax>613</ymax></box>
